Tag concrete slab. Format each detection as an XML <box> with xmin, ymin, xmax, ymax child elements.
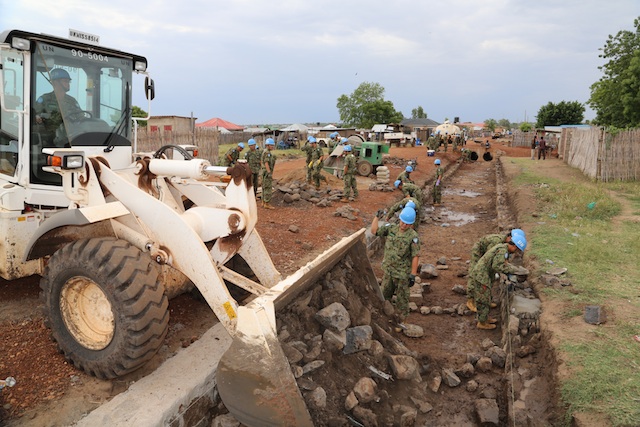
<box><xmin>74</xmin><ymin>323</ymin><xmax>232</xmax><ymax>426</ymax></box>
<box><xmin>511</xmin><ymin>295</ymin><xmax>541</xmax><ymax>316</ymax></box>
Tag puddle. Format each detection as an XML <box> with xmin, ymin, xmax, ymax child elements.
<box><xmin>443</xmin><ymin>189</ymin><xmax>482</xmax><ymax>198</ymax></box>
<box><xmin>440</xmin><ymin>209</ymin><xmax>477</xmax><ymax>226</ymax></box>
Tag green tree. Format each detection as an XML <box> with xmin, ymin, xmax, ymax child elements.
<box><xmin>411</xmin><ymin>106</ymin><xmax>427</xmax><ymax>119</ymax></box>
<box><xmin>484</xmin><ymin>118</ymin><xmax>497</xmax><ymax>132</ymax></box>
<box><xmin>535</xmin><ymin>101</ymin><xmax>584</xmax><ymax>128</ymax></box>
<box><xmin>588</xmin><ymin>17</ymin><xmax>640</xmax><ymax>127</ymax></box>
<box><xmin>132</xmin><ymin>105</ymin><xmax>148</xmax><ymax>127</ymax></box>
<box><xmin>337</xmin><ymin>82</ymin><xmax>403</xmax><ymax>128</ymax></box>
<box><xmin>519</xmin><ymin>122</ymin><xmax>533</xmax><ymax>132</ymax></box>
<box><xmin>498</xmin><ymin>119</ymin><xmax>511</xmax><ymax>129</ymax></box>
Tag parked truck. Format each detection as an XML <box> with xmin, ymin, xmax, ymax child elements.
<box><xmin>0</xmin><ymin>29</ymin><xmax>378</xmax><ymax>425</ymax></box>
<box><xmin>322</xmin><ymin>134</ymin><xmax>389</xmax><ymax>177</ymax></box>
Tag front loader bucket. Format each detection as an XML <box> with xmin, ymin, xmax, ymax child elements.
<box><xmin>217</xmin><ymin>229</ymin><xmax>379</xmax><ymax>426</ymax></box>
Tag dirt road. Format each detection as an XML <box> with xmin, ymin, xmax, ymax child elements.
<box><xmin>1</xmin><ymin>141</ymin><xmax>563</xmax><ymax>426</ymax></box>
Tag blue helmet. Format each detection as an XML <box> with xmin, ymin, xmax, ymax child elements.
<box><xmin>405</xmin><ymin>200</ymin><xmax>416</xmax><ymax>210</ymax></box>
<box><xmin>308</xmin><ymin>136</ymin><xmax>317</xmax><ymax>143</ymax></box>
<box><xmin>343</xmin><ymin>145</ymin><xmax>352</xmax><ymax>152</ymax></box>
<box><xmin>512</xmin><ymin>234</ymin><xmax>527</xmax><ymax>251</ymax></box>
<box><xmin>50</xmin><ymin>68</ymin><xmax>71</xmax><ymax>81</ymax></box>
<box><xmin>406</xmin><ymin>166</ymin><xmax>413</xmax><ymax>173</ymax></box>
<box><xmin>265</xmin><ymin>138</ymin><xmax>275</xmax><ymax>146</ymax></box>
<box><xmin>394</xmin><ymin>180</ymin><xmax>402</xmax><ymax>188</ymax></box>
<box><xmin>330</xmin><ymin>132</ymin><xmax>339</xmax><ymax>139</ymax></box>
<box><xmin>340</xmin><ymin>137</ymin><xmax>348</xmax><ymax>144</ymax></box>
<box><xmin>247</xmin><ymin>138</ymin><xmax>256</xmax><ymax>146</ymax></box>
<box><xmin>434</xmin><ymin>159</ymin><xmax>441</xmax><ymax>165</ymax></box>
<box><xmin>237</xmin><ymin>142</ymin><xmax>245</xmax><ymax>149</ymax></box>
<box><xmin>510</xmin><ymin>228</ymin><xmax>525</xmax><ymax>240</ymax></box>
<box><xmin>399</xmin><ymin>207</ymin><xmax>416</xmax><ymax>225</ymax></box>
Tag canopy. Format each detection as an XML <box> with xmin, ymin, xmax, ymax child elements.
<box><xmin>279</xmin><ymin>123</ymin><xmax>309</xmax><ymax>132</ymax></box>
<box><xmin>434</xmin><ymin>120</ymin><xmax>460</xmax><ymax>135</ymax></box>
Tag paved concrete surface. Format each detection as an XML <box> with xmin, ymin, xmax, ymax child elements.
<box><xmin>74</xmin><ymin>323</ymin><xmax>232</xmax><ymax>426</ymax></box>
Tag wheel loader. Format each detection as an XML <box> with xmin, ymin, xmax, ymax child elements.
<box><xmin>0</xmin><ymin>29</ymin><xmax>379</xmax><ymax>425</ymax></box>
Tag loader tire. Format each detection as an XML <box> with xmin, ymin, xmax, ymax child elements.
<box><xmin>40</xmin><ymin>237</ymin><xmax>169</xmax><ymax>379</ymax></box>
<box><xmin>357</xmin><ymin>160</ymin><xmax>373</xmax><ymax>176</ymax></box>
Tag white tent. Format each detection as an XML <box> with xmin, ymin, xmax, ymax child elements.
<box><xmin>279</xmin><ymin>123</ymin><xmax>309</xmax><ymax>132</ymax></box>
<box><xmin>434</xmin><ymin>120</ymin><xmax>460</xmax><ymax>135</ymax></box>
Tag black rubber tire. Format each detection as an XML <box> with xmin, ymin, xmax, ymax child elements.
<box><xmin>40</xmin><ymin>237</ymin><xmax>169</xmax><ymax>379</ymax></box>
<box><xmin>357</xmin><ymin>160</ymin><xmax>373</xmax><ymax>176</ymax></box>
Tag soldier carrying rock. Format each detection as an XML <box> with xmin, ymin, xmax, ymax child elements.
<box><xmin>371</xmin><ymin>206</ymin><xmax>420</xmax><ymax>320</ymax></box>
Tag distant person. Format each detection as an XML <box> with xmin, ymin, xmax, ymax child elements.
<box><xmin>224</xmin><ymin>142</ymin><xmax>244</xmax><ymax>166</ymax></box>
<box><xmin>244</xmin><ymin>139</ymin><xmax>261</xmax><ymax>196</ymax></box>
<box><xmin>531</xmin><ymin>136</ymin><xmax>537</xmax><ymax>160</ymax></box>
<box><xmin>261</xmin><ymin>138</ymin><xmax>276</xmax><ymax>209</ymax></box>
<box><xmin>538</xmin><ymin>137</ymin><xmax>547</xmax><ymax>160</ymax></box>
<box><xmin>341</xmin><ymin>145</ymin><xmax>358</xmax><ymax>202</ymax></box>
<box><xmin>308</xmin><ymin>137</ymin><xmax>326</xmax><ymax>190</ymax></box>
<box><xmin>301</xmin><ymin>136</ymin><xmax>315</xmax><ymax>184</ymax></box>
<box><xmin>432</xmin><ymin>159</ymin><xmax>444</xmax><ymax>206</ymax></box>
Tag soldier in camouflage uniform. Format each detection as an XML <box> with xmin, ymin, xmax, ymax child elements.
<box><xmin>466</xmin><ymin>229</ymin><xmax>525</xmax><ymax>312</ymax></box>
<box><xmin>396</xmin><ymin>165</ymin><xmax>414</xmax><ymax>184</ymax></box>
<box><xmin>34</xmin><ymin>68</ymin><xmax>84</xmax><ymax>146</ymax></box>
<box><xmin>223</xmin><ymin>142</ymin><xmax>244</xmax><ymax>166</ymax></box>
<box><xmin>394</xmin><ymin>180</ymin><xmax>424</xmax><ymax>208</ymax></box>
<box><xmin>244</xmin><ymin>139</ymin><xmax>261</xmax><ymax>196</ymax></box>
<box><xmin>308</xmin><ymin>138</ymin><xmax>326</xmax><ymax>189</ymax></box>
<box><xmin>261</xmin><ymin>138</ymin><xmax>277</xmax><ymax>209</ymax></box>
<box><xmin>301</xmin><ymin>136</ymin><xmax>315</xmax><ymax>183</ymax></box>
<box><xmin>386</xmin><ymin>196</ymin><xmax>421</xmax><ymax>230</ymax></box>
<box><xmin>468</xmin><ymin>234</ymin><xmax>527</xmax><ymax>330</ymax></box>
<box><xmin>432</xmin><ymin>159</ymin><xmax>444</xmax><ymax>205</ymax></box>
<box><xmin>341</xmin><ymin>145</ymin><xmax>358</xmax><ymax>202</ymax></box>
<box><xmin>371</xmin><ymin>206</ymin><xmax>420</xmax><ymax>319</ymax></box>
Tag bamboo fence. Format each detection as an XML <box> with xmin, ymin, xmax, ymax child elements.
<box><xmin>560</xmin><ymin>127</ymin><xmax>640</xmax><ymax>181</ymax></box>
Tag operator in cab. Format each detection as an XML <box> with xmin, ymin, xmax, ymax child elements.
<box><xmin>34</xmin><ymin>68</ymin><xmax>84</xmax><ymax>146</ymax></box>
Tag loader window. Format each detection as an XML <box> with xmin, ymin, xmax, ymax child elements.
<box><xmin>0</xmin><ymin>49</ymin><xmax>24</xmax><ymax>176</ymax></box>
<box><xmin>30</xmin><ymin>41</ymin><xmax>135</xmax><ymax>184</ymax></box>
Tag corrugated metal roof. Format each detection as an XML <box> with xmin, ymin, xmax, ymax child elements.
<box><xmin>195</xmin><ymin>117</ymin><xmax>243</xmax><ymax>130</ymax></box>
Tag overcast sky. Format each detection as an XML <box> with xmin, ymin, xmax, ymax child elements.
<box><xmin>2</xmin><ymin>0</ymin><xmax>639</xmax><ymax>126</ymax></box>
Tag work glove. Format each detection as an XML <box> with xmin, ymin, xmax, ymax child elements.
<box><xmin>409</xmin><ymin>274</ymin><xmax>416</xmax><ymax>286</ymax></box>
<box><xmin>376</xmin><ymin>208</ymin><xmax>386</xmax><ymax>219</ymax></box>
<box><xmin>308</xmin><ymin>161</ymin><xmax>314</xmax><ymax>168</ymax></box>
<box><xmin>435</xmin><ymin>179</ymin><xmax>441</xmax><ymax>186</ymax></box>
<box><xmin>315</xmin><ymin>159</ymin><xmax>321</xmax><ymax>167</ymax></box>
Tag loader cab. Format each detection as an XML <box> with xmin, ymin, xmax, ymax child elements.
<box><xmin>0</xmin><ymin>29</ymin><xmax>151</xmax><ymax>207</ymax></box>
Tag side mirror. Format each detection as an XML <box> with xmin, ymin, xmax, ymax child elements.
<box><xmin>145</xmin><ymin>77</ymin><xmax>155</xmax><ymax>101</ymax></box>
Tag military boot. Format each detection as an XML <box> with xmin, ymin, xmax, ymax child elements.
<box><xmin>466</xmin><ymin>298</ymin><xmax>477</xmax><ymax>312</ymax></box>
<box><xmin>263</xmin><ymin>202</ymin><xmax>275</xmax><ymax>210</ymax></box>
<box><xmin>488</xmin><ymin>317</ymin><xmax>498</xmax><ymax>324</ymax></box>
<box><xmin>477</xmin><ymin>322</ymin><xmax>496</xmax><ymax>330</ymax></box>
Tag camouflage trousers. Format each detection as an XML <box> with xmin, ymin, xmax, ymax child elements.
<box><xmin>382</xmin><ymin>272</ymin><xmax>410</xmax><ymax>316</ymax></box>
<box><xmin>433</xmin><ymin>184</ymin><xmax>442</xmax><ymax>203</ymax></box>
<box><xmin>262</xmin><ymin>172</ymin><xmax>273</xmax><ymax>203</ymax></box>
<box><xmin>251</xmin><ymin>172</ymin><xmax>259</xmax><ymax>195</ymax></box>
<box><xmin>305</xmin><ymin>162</ymin><xmax>312</xmax><ymax>183</ymax></box>
<box><xmin>312</xmin><ymin>166</ymin><xmax>326</xmax><ymax>188</ymax></box>
<box><xmin>473</xmin><ymin>278</ymin><xmax>493</xmax><ymax>323</ymax></box>
<box><xmin>343</xmin><ymin>173</ymin><xmax>358</xmax><ymax>198</ymax></box>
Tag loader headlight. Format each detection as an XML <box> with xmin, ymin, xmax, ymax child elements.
<box><xmin>46</xmin><ymin>152</ymin><xmax>85</xmax><ymax>169</ymax></box>
<box><xmin>11</xmin><ymin>37</ymin><xmax>30</xmax><ymax>51</ymax></box>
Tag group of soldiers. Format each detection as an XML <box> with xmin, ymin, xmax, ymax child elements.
<box><xmin>222</xmin><ymin>138</ymin><xmax>277</xmax><ymax>209</ymax></box>
<box><xmin>376</xmin><ymin>155</ymin><xmax>529</xmax><ymax>330</ymax></box>
<box><xmin>425</xmin><ymin>133</ymin><xmax>466</xmax><ymax>153</ymax></box>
